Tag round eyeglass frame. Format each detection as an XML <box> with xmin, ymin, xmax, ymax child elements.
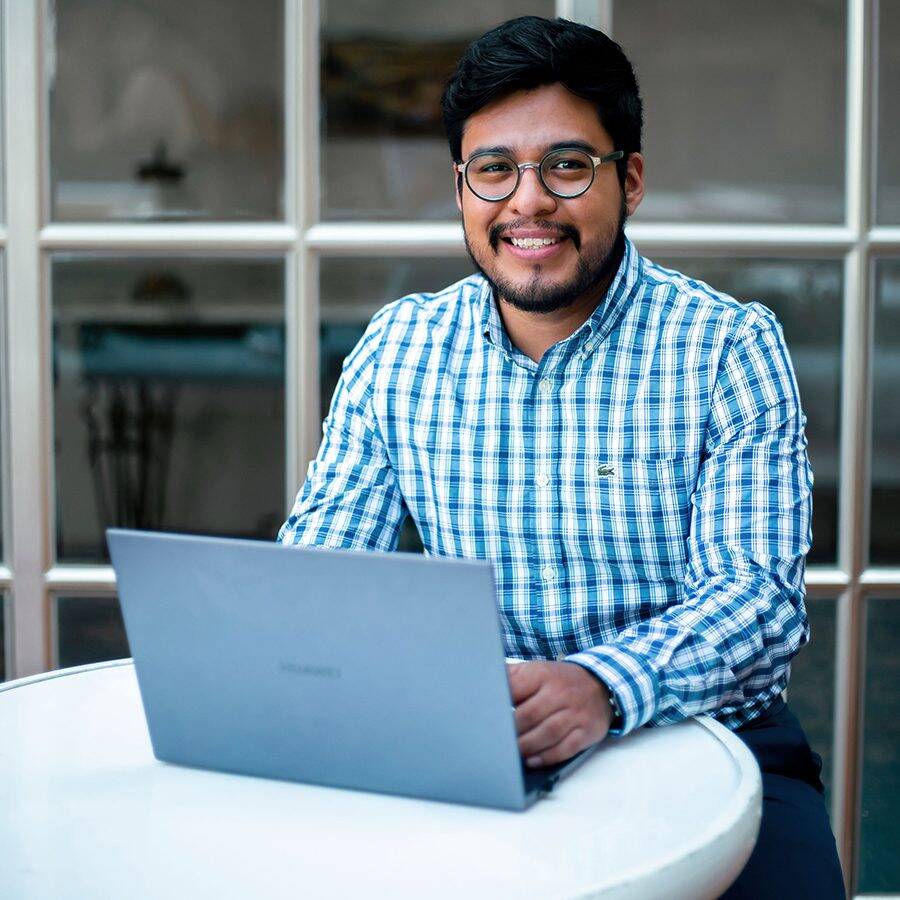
<box><xmin>456</xmin><ymin>147</ymin><xmax>625</xmax><ymax>202</ymax></box>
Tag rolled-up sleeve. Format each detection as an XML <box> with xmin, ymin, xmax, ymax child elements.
<box><xmin>567</xmin><ymin>315</ymin><xmax>813</xmax><ymax>734</ymax></box>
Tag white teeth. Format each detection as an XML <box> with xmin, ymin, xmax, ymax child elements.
<box><xmin>510</xmin><ymin>236</ymin><xmax>559</xmax><ymax>249</ymax></box>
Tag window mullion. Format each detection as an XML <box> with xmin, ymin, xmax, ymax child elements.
<box><xmin>303</xmin><ymin>221</ymin><xmax>858</xmax><ymax>254</ymax></box>
<box><xmin>293</xmin><ymin>0</ymin><xmax>322</xmax><ymax>485</ymax></box>
<box><xmin>5</xmin><ymin>0</ymin><xmax>49</xmax><ymax>678</ymax></box>
<box><xmin>555</xmin><ymin>0</ymin><xmax>613</xmax><ymax>32</ymax></box>
<box><xmin>38</xmin><ymin>223</ymin><xmax>298</xmax><ymax>251</ymax></box>
<box><xmin>831</xmin><ymin>0</ymin><xmax>876</xmax><ymax>890</ymax></box>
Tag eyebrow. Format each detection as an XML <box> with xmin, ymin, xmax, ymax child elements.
<box><xmin>467</xmin><ymin>139</ymin><xmax>601</xmax><ymax>158</ymax></box>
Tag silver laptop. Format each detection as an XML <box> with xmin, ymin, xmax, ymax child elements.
<box><xmin>106</xmin><ymin>529</ymin><xmax>599</xmax><ymax>810</ymax></box>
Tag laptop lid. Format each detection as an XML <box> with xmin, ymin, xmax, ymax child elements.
<box><xmin>107</xmin><ymin>529</ymin><xmax>533</xmax><ymax>810</ymax></box>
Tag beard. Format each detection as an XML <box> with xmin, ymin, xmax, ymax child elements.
<box><xmin>463</xmin><ymin>193</ymin><xmax>628</xmax><ymax>315</ymax></box>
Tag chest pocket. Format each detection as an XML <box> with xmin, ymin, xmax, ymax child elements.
<box><xmin>579</xmin><ymin>453</ymin><xmax>699</xmax><ymax>581</ymax></box>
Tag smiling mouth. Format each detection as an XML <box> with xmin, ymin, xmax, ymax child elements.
<box><xmin>488</xmin><ymin>222</ymin><xmax>580</xmax><ymax>253</ymax></box>
<box><xmin>506</xmin><ymin>236</ymin><xmax>564</xmax><ymax>249</ymax></box>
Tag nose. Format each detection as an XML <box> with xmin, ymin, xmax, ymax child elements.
<box><xmin>507</xmin><ymin>164</ymin><xmax>558</xmax><ymax>218</ymax></box>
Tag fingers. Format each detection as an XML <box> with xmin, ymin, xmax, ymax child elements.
<box><xmin>517</xmin><ymin>707</ymin><xmax>572</xmax><ymax>758</ymax></box>
<box><xmin>520</xmin><ymin>716</ymin><xmax>588</xmax><ymax>767</ymax></box>
<box><xmin>506</xmin><ymin>661</ymin><xmax>546</xmax><ymax>705</ymax></box>
<box><xmin>508</xmin><ymin>661</ymin><xmax>608</xmax><ymax>765</ymax></box>
<box><xmin>514</xmin><ymin>686</ymin><xmax>564</xmax><ymax>735</ymax></box>
<box><xmin>529</xmin><ymin>727</ymin><xmax>588</xmax><ymax>767</ymax></box>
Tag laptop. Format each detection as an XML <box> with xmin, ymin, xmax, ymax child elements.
<box><xmin>106</xmin><ymin>529</ymin><xmax>600</xmax><ymax>811</ymax></box>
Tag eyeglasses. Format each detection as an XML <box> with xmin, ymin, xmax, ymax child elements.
<box><xmin>456</xmin><ymin>147</ymin><xmax>624</xmax><ymax>202</ymax></box>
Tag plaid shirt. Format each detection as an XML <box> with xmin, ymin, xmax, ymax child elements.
<box><xmin>279</xmin><ymin>238</ymin><xmax>813</xmax><ymax>735</ymax></box>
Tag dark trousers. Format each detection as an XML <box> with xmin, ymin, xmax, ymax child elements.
<box><xmin>721</xmin><ymin>700</ymin><xmax>846</xmax><ymax>899</ymax></box>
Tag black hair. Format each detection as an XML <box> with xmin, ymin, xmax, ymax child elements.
<box><xmin>441</xmin><ymin>16</ymin><xmax>642</xmax><ymax>187</ymax></box>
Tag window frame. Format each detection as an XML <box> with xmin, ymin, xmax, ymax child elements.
<box><xmin>0</xmin><ymin>0</ymin><xmax>897</xmax><ymax>894</ymax></box>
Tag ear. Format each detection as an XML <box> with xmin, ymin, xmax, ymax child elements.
<box><xmin>453</xmin><ymin>163</ymin><xmax>463</xmax><ymax>212</ymax></box>
<box><xmin>623</xmin><ymin>152</ymin><xmax>645</xmax><ymax>217</ymax></box>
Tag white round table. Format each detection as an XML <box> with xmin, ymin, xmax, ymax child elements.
<box><xmin>0</xmin><ymin>660</ymin><xmax>761</xmax><ymax>899</ymax></box>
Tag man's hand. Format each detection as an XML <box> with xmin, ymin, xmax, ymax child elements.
<box><xmin>507</xmin><ymin>660</ymin><xmax>613</xmax><ymax>767</ymax></box>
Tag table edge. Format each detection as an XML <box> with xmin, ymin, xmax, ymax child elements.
<box><xmin>0</xmin><ymin>657</ymin><xmax>134</xmax><ymax>693</ymax></box>
<box><xmin>565</xmin><ymin>715</ymin><xmax>763</xmax><ymax>899</ymax></box>
<box><xmin>2</xmin><ymin>662</ymin><xmax>763</xmax><ymax>898</ymax></box>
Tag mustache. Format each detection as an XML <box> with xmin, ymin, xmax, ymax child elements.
<box><xmin>488</xmin><ymin>220</ymin><xmax>581</xmax><ymax>253</ymax></box>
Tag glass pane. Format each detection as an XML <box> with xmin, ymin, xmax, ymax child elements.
<box><xmin>52</xmin><ymin>256</ymin><xmax>285</xmax><ymax>563</ymax></box>
<box><xmin>320</xmin><ymin>0</ymin><xmax>554</xmax><ymax>220</ymax></box>
<box><xmin>872</xmin><ymin>260</ymin><xmax>900</xmax><ymax>564</ymax></box>
<box><xmin>49</xmin><ymin>0</ymin><xmax>284</xmax><ymax>221</ymax></box>
<box><xmin>876</xmin><ymin>1</ymin><xmax>900</xmax><ymax>223</ymax></box>
<box><xmin>615</xmin><ymin>0</ymin><xmax>845</xmax><ymax>223</ymax></box>
<box><xmin>653</xmin><ymin>257</ymin><xmax>842</xmax><ymax>565</ymax></box>
<box><xmin>56</xmin><ymin>595</ymin><xmax>129</xmax><ymax>669</ymax></box>
<box><xmin>320</xmin><ymin>256</ymin><xmax>475</xmax><ymax>417</ymax></box>
<box><xmin>786</xmin><ymin>598</ymin><xmax>836</xmax><ymax>800</ymax></box>
<box><xmin>319</xmin><ymin>256</ymin><xmax>476</xmax><ymax>551</ymax></box>
<box><xmin>859</xmin><ymin>598</ymin><xmax>900</xmax><ymax>892</ymax></box>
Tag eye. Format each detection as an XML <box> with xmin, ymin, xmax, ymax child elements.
<box><xmin>549</xmin><ymin>156</ymin><xmax>589</xmax><ymax>171</ymax></box>
<box><xmin>477</xmin><ymin>160</ymin><xmax>513</xmax><ymax>174</ymax></box>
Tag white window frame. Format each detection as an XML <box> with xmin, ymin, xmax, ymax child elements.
<box><xmin>1</xmin><ymin>0</ymin><xmax>897</xmax><ymax>893</ymax></box>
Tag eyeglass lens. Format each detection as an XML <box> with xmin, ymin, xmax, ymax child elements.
<box><xmin>466</xmin><ymin>149</ymin><xmax>595</xmax><ymax>200</ymax></box>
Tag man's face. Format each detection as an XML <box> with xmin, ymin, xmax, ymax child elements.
<box><xmin>456</xmin><ymin>83</ymin><xmax>643</xmax><ymax>314</ymax></box>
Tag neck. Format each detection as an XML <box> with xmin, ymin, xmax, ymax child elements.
<box><xmin>497</xmin><ymin>241</ymin><xmax>625</xmax><ymax>364</ymax></box>
<box><xmin>497</xmin><ymin>276</ymin><xmax>611</xmax><ymax>364</ymax></box>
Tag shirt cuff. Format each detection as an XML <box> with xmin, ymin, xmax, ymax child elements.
<box><xmin>565</xmin><ymin>644</ymin><xmax>661</xmax><ymax>736</ymax></box>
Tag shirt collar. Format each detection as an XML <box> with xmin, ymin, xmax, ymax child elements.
<box><xmin>576</xmin><ymin>235</ymin><xmax>643</xmax><ymax>359</ymax></box>
<box><xmin>475</xmin><ymin>236</ymin><xmax>644</xmax><ymax>360</ymax></box>
<box><xmin>477</xmin><ymin>276</ymin><xmax>511</xmax><ymax>353</ymax></box>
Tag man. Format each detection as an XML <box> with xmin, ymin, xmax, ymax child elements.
<box><xmin>280</xmin><ymin>16</ymin><xmax>844</xmax><ymax>898</ymax></box>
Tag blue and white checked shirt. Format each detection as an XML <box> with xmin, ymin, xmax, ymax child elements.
<box><xmin>279</xmin><ymin>238</ymin><xmax>813</xmax><ymax>735</ymax></box>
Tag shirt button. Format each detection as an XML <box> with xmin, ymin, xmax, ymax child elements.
<box><xmin>538</xmin><ymin>378</ymin><xmax>553</xmax><ymax>395</ymax></box>
<box><xmin>541</xmin><ymin>565</ymin><xmax>556</xmax><ymax>582</ymax></box>
<box><xmin>536</xmin><ymin>472</ymin><xmax>551</xmax><ymax>487</ymax></box>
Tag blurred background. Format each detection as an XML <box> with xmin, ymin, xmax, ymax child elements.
<box><xmin>0</xmin><ymin>1</ymin><xmax>896</xmax><ymax>895</ymax></box>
